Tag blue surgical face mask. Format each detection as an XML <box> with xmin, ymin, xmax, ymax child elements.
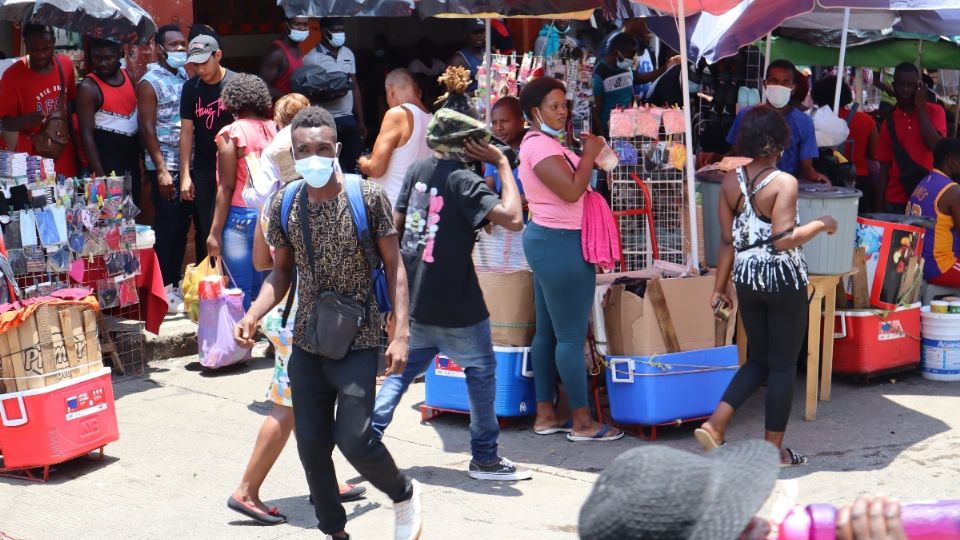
<box><xmin>295</xmin><ymin>155</ymin><xmax>336</xmax><ymax>188</ymax></box>
<box><xmin>328</xmin><ymin>31</ymin><xmax>346</xmax><ymax>48</ymax></box>
<box><xmin>616</xmin><ymin>55</ymin><xmax>634</xmax><ymax>71</ymax></box>
<box><xmin>537</xmin><ymin>111</ymin><xmax>563</xmax><ymax>138</ymax></box>
<box><xmin>289</xmin><ymin>29</ymin><xmax>309</xmax><ymax>43</ymax></box>
<box><xmin>165</xmin><ymin>51</ymin><xmax>187</xmax><ymax>69</ymax></box>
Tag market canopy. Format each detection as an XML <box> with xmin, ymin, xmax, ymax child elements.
<box><xmin>278</xmin><ymin>0</ymin><xmax>609</xmax><ymax>18</ymax></box>
<box><xmin>645</xmin><ymin>0</ymin><xmax>815</xmax><ymax>63</ymax></box>
<box><xmin>767</xmin><ymin>35</ymin><xmax>960</xmax><ymax>68</ymax></box>
<box><xmin>0</xmin><ymin>0</ymin><xmax>157</xmax><ymax>43</ymax></box>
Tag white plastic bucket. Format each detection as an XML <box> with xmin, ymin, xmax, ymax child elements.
<box><xmin>920</xmin><ymin>306</ymin><xmax>960</xmax><ymax>381</ymax></box>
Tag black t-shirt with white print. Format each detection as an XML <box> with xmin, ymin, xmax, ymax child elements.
<box><xmin>396</xmin><ymin>155</ymin><xmax>500</xmax><ymax>328</ymax></box>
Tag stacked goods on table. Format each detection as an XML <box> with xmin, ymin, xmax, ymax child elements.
<box><xmin>600</xmin><ymin>267</ymin><xmax>739</xmax><ymax>426</ymax></box>
<box><xmin>835</xmin><ymin>214</ymin><xmax>928</xmax><ymax>376</ymax></box>
<box><xmin>0</xmin><ymin>290</ymin><xmax>119</xmax><ymax>478</ymax></box>
<box><xmin>423</xmin><ymin>270</ymin><xmax>536</xmax><ymax>418</ymax></box>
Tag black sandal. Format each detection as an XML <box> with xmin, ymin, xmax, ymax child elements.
<box><xmin>781</xmin><ymin>448</ymin><xmax>808</xmax><ymax>467</ymax></box>
<box><xmin>227</xmin><ymin>495</ymin><xmax>287</xmax><ymax>525</ymax></box>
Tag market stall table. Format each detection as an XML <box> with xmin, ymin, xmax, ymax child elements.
<box><xmin>68</xmin><ymin>248</ymin><xmax>167</xmax><ymax>334</ymax></box>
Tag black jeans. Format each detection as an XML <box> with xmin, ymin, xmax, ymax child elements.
<box><xmin>288</xmin><ymin>345</ymin><xmax>412</xmax><ymax>534</ymax></box>
<box><xmin>148</xmin><ymin>171</ymin><xmax>194</xmax><ymax>287</ymax></box>
<box><xmin>191</xmin><ymin>167</ymin><xmax>218</xmax><ymax>263</ymax></box>
<box><xmin>334</xmin><ymin>114</ymin><xmax>363</xmax><ymax>174</ymax></box>
<box><xmin>722</xmin><ymin>282</ymin><xmax>808</xmax><ymax>432</ymax></box>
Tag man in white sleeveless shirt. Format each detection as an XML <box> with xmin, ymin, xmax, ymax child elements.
<box><xmin>359</xmin><ymin>68</ymin><xmax>433</xmax><ymax>208</ymax></box>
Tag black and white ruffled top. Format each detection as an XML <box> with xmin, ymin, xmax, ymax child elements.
<box><xmin>732</xmin><ymin>166</ymin><xmax>808</xmax><ymax>292</ymax></box>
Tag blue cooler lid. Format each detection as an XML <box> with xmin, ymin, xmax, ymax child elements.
<box><xmin>797</xmin><ymin>183</ymin><xmax>862</xmax><ymax>199</ymax></box>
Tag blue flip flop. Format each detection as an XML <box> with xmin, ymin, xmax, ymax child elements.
<box><xmin>534</xmin><ymin>420</ymin><xmax>573</xmax><ymax>435</ymax></box>
<box><xmin>567</xmin><ymin>424</ymin><xmax>624</xmax><ymax>442</ymax></box>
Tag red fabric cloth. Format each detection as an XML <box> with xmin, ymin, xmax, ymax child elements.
<box><xmin>271</xmin><ymin>40</ymin><xmax>304</xmax><ymax>96</ymax></box>
<box><xmin>875</xmin><ymin>103</ymin><xmax>947</xmax><ymax>204</ymax></box>
<box><xmin>0</xmin><ymin>55</ymin><xmax>79</xmax><ymax>177</ymax></box>
<box><xmin>838</xmin><ymin>108</ymin><xmax>876</xmax><ymax>178</ymax></box>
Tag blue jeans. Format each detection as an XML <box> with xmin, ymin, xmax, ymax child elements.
<box><xmin>221</xmin><ymin>206</ymin><xmax>267</xmax><ymax>311</ymax></box>
<box><xmin>523</xmin><ymin>222</ymin><xmax>595</xmax><ymax>410</ymax></box>
<box><xmin>372</xmin><ymin>319</ymin><xmax>500</xmax><ymax>465</ymax></box>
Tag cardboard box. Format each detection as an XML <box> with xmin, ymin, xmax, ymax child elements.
<box><xmin>478</xmin><ymin>271</ymin><xmax>536</xmax><ymax>347</ymax></box>
<box><xmin>603</xmin><ymin>274</ymin><xmax>737</xmax><ymax>357</ymax></box>
<box><xmin>0</xmin><ymin>305</ymin><xmax>102</xmax><ymax>392</ymax></box>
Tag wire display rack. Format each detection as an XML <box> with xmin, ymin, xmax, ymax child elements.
<box><xmin>609</xmin><ymin>135</ymin><xmax>688</xmax><ymax>270</ymax></box>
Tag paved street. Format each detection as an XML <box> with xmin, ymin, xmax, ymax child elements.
<box><xmin>2</xmin><ymin>350</ymin><xmax>958</xmax><ymax>539</ymax></box>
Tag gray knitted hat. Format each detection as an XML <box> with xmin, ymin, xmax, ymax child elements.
<box><xmin>578</xmin><ymin>440</ymin><xmax>780</xmax><ymax>540</ymax></box>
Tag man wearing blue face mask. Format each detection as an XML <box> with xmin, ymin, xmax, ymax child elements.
<box><xmin>137</xmin><ymin>24</ymin><xmax>191</xmax><ymax>312</ymax></box>
<box><xmin>726</xmin><ymin>59</ymin><xmax>828</xmax><ymax>183</ymax></box>
<box><xmin>304</xmin><ymin>17</ymin><xmax>366</xmax><ymax>175</ymax></box>
<box><xmin>593</xmin><ymin>33</ymin><xmax>640</xmax><ymax>138</ymax></box>
<box><xmin>260</xmin><ymin>14</ymin><xmax>309</xmax><ymax>99</ymax></box>
<box><xmin>235</xmin><ymin>106</ymin><xmax>422</xmax><ymax>540</ymax></box>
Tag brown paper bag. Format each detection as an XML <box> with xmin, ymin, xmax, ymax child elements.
<box><xmin>477</xmin><ymin>271</ymin><xmax>536</xmax><ymax>347</ymax></box>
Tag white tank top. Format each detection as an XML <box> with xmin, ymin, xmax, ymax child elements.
<box><xmin>372</xmin><ymin>103</ymin><xmax>433</xmax><ymax>208</ymax></box>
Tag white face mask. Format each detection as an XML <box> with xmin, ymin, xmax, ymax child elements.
<box><xmin>289</xmin><ymin>29</ymin><xmax>309</xmax><ymax>43</ymax></box>
<box><xmin>328</xmin><ymin>31</ymin><xmax>346</xmax><ymax>48</ymax></box>
<box><xmin>295</xmin><ymin>155</ymin><xmax>336</xmax><ymax>188</ymax></box>
<box><xmin>765</xmin><ymin>84</ymin><xmax>792</xmax><ymax>109</ymax></box>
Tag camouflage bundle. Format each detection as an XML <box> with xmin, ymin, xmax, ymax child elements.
<box><xmin>426</xmin><ymin>108</ymin><xmax>492</xmax><ymax>162</ymax></box>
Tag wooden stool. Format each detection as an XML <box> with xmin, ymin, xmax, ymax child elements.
<box><xmin>735</xmin><ymin>274</ymin><xmax>842</xmax><ymax>421</ymax></box>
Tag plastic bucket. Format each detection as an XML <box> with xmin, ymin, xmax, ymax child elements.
<box><xmin>920</xmin><ymin>306</ymin><xmax>960</xmax><ymax>381</ymax></box>
<box><xmin>796</xmin><ymin>183</ymin><xmax>861</xmax><ymax>275</ymax></box>
<box><xmin>696</xmin><ymin>171</ymin><xmax>723</xmax><ymax>267</ymax></box>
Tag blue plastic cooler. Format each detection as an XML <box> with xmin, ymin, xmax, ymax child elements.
<box><xmin>605</xmin><ymin>346</ymin><xmax>739</xmax><ymax>425</ymax></box>
<box><xmin>424</xmin><ymin>347</ymin><xmax>535</xmax><ymax>417</ymax></box>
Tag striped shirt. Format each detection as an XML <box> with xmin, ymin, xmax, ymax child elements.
<box><xmin>140</xmin><ymin>62</ymin><xmax>188</xmax><ymax>171</ymax></box>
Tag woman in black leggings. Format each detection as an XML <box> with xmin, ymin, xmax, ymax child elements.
<box><xmin>695</xmin><ymin>107</ymin><xmax>837</xmax><ymax>466</ymax></box>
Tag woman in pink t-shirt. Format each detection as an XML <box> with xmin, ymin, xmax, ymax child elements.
<box><xmin>207</xmin><ymin>73</ymin><xmax>276</xmax><ymax>310</ymax></box>
<box><xmin>518</xmin><ymin>77</ymin><xmax>623</xmax><ymax>442</ymax></box>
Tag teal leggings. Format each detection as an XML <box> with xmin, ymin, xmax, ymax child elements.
<box><xmin>523</xmin><ymin>222</ymin><xmax>595</xmax><ymax>409</ymax></box>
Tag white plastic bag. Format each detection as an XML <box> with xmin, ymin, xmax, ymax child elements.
<box><xmin>812</xmin><ymin>106</ymin><xmax>850</xmax><ymax>148</ymax></box>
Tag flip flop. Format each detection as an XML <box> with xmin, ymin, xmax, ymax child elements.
<box><xmin>534</xmin><ymin>420</ymin><xmax>573</xmax><ymax>435</ymax></box>
<box><xmin>781</xmin><ymin>448</ymin><xmax>809</xmax><ymax>468</ymax></box>
<box><xmin>339</xmin><ymin>483</ymin><xmax>367</xmax><ymax>502</ymax></box>
<box><xmin>226</xmin><ymin>495</ymin><xmax>287</xmax><ymax>525</ymax></box>
<box><xmin>694</xmin><ymin>428</ymin><xmax>726</xmax><ymax>451</ymax></box>
<box><xmin>567</xmin><ymin>424</ymin><xmax>624</xmax><ymax>442</ymax></box>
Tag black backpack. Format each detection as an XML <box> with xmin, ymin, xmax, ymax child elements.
<box><xmin>291</xmin><ymin>65</ymin><xmax>352</xmax><ymax>103</ymax></box>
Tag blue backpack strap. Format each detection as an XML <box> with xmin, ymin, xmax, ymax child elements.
<box><xmin>280</xmin><ymin>179</ymin><xmax>305</xmax><ymax>239</ymax></box>
<box><xmin>344</xmin><ymin>174</ymin><xmax>377</xmax><ymax>269</ymax></box>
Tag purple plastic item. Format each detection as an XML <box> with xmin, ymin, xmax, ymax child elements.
<box><xmin>198</xmin><ymin>289</ymin><xmax>251</xmax><ymax>369</ymax></box>
<box><xmin>778</xmin><ymin>501</ymin><xmax>960</xmax><ymax>540</ymax></box>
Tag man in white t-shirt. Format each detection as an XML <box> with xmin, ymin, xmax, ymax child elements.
<box><xmin>358</xmin><ymin>69</ymin><xmax>433</xmax><ymax>209</ymax></box>
<box><xmin>303</xmin><ymin>17</ymin><xmax>366</xmax><ymax>174</ymax></box>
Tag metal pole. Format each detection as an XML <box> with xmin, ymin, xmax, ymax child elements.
<box><xmin>834</xmin><ymin>8</ymin><xmax>851</xmax><ymax>113</ymax></box>
<box><xmin>763</xmin><ymin>32</ymin><xmax>772</xmax><ymax>101</ymax></box>
<box><xmin>485</xmin><ymin>19</ymin><xmax>492</xmax><ymax>125</ymax></box>
<box><xmin>678</xmin><ymin>0</ymin><xmax>701</xmax><ymax>270</ymax></box>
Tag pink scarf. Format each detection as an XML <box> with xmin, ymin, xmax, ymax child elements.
<box><xmin>581</xmin><ymin>190</ymin><xmax>621</xmax><ymax>271</ymax></box>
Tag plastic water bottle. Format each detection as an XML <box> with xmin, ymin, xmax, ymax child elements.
<box><xmin>778</xmin><ymin>501</ymin><xmax>960</xmax><ymax>539</ymax></box>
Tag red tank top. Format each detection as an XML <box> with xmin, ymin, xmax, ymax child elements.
<box><xmin>272</xmin><ymin>40</ymin><xmax>304</xmax><ymax>95</ymax></box>
<box><xmin>87</xmin><ymin>70</ymin><xmax>138</xmax><ymax>136</ymax></box>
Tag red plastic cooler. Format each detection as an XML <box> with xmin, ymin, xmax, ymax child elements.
<box><xmin>0</xmin><ymin>367</ymin><xmax>119</xmax><ymax>478</ymax></box>
<box><xmin>831</xmin><ymin>304</ymin><xmax>921</xmax><ymax>375</ymax></box>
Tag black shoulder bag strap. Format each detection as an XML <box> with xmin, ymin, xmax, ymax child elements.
<box><xmin>887</xmin><ymin>116</ymin><xmax>924</xmax><ymax>176</ymax></box>
<box><xmin>55</xmin><ymin>57</ymin><xmax>82</xmax><ymax>175</ymax></box>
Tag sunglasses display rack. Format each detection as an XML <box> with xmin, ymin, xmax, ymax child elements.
<box><xmin>608</xmin><ymin>107</ymin><xmax>691</xmax><ymax>271</ymax></box>
<box><xmin>0</xmin><ymin>168</ymin><xmax>145</xmax><ymax>376</ymax></box>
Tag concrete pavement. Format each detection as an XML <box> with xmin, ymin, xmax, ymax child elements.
<box><xmin>1</xmin><ymin>349</ymin><xmax>958</xmax><ymax>539</ymax></box>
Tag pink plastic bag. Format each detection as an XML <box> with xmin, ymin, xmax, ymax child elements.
<box><xmin>198</xmin><ymin>288</ymin><xmax>251</xmax><ymax>369</ymax></box>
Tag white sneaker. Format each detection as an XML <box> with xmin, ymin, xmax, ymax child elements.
<box><xmin>394</xmin><ymin>479</ymin><xmax>422</xmax><ymax>540</ymax></box>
